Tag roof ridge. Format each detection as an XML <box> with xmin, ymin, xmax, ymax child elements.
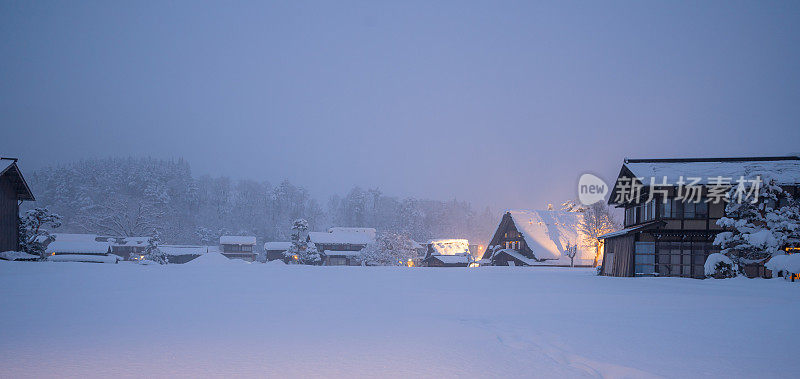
<box><xmin>625</xmin><ymin>156</ymin><xmax>800</xmax><ymax>164</ymax></box>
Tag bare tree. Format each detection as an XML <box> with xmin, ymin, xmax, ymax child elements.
<box><xmin>564</xmin><ymin>242</ymin><xmax>578</xmax><ymax>267</ymax></box>
<box><xmin>577</xmin><ymin>202</ymin><xmax>620</xmax><ymax>267</ymax></box>
<box><xmin>78</xmin><ymin>200</ymin><xmax>163</xmax><ymax>237</ymax></box>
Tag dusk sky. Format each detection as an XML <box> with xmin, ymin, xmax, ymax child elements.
<box><xmin>2</xmin><ymin>1</ymin><xmax>799</xmax><ymax>210</ymax></box>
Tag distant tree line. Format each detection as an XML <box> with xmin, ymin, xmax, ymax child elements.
<box><xmin>25</xmin><ymin>157</ymin><xmax>496</xmax><ymax>245</ymax></box>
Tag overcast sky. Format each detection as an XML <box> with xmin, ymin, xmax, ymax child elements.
<box><xmin>1</xmin><ymin>1</ymin><xmax>799</xmax><ymax>210</ymax></box>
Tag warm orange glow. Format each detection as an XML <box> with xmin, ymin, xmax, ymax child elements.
<box><xmin>406</xmin><ymin>259</ymin><xmax>414</xmax><ymax>267</ymax></box>
<box><xmin>292</xmin><ymin>255</ymin><xmax>299</xmax><ymax>260</ymax></box>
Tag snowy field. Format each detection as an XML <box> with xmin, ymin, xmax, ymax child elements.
<box><xmin>1</xmin><ymin>261</ymin><xmax>799</xmax><ymax>378</ymax></box>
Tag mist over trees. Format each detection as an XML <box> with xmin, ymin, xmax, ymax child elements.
<box><xmin>25</xmin><ymin>157</ymin><xmax>496</xmax><ymax>245</ymax></box>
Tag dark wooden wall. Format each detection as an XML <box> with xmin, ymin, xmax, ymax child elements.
<box><xmin>602</xmin><ymin>234</ymin><xmax>635</xmax><ymax>277</ymax></box>
<box><xmin>0</xmin><ymin>175</ymin><xmax>19</xmax><ymax>252</ymax></box>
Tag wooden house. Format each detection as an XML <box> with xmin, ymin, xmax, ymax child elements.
<box><xmin>219</xmin><ymin>235</ymin><xmax>257</xmax><ymax>262</ymax></box>
<box><xmin>309</xmin><ymin>227</ymin><xmax>376</xmax><ymax>266</ymax></box>
<box><xmin>98</xmin><ymin>236</ymin><xmax>149</xmax><ymax>260</ymax></box>
<box><xmin>159</xmin><ymin>245</ymin><xmax>208</xmax><ymax>264</ymax></box>
<box><xmin>45</xmin><ymin>235</ymin><xmax>119</xmax><ymax>263</ymax></box>
<box><xmin>264</xmin><ymin>241</ymin><xmax>292</xmax><ymax>262</ymax></box>
<box><xmin>424</xmin><ymin>254</ymin><xmax>472</xmax><ymax>267</ymax></box>
<box><xmin>0</xmin><ymin>158</ymin><xmax>35</xmax><ymax>252</ymax></box>
<box><xmin>600</xmin><ymin>156</ymin><xmax>800</xmax><ymax>278</ymax></box>
<box><xmin>421</xmin><ymin>239</ymin><xmax>473</xmax><ymax>267</ymax></box>
<box><xmin>480</xmin><ymin>210</ymin><xmax>593</xmax><ymax>267</ymax></box>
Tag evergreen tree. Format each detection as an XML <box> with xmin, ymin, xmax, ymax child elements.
<box><xmin>142</xmin><ymin>231</ymin><xmax>168</xmax><ymax>264</ymax></box>
<box><xmin>285</xmin><ymin>219</ymin><xmax>320</xmax><ymax>264</ymax></box>
<box><xmin>714</xmin><ymin>176</ymin><xmax>799</xmax><ymax>270</ymax></box>
<box><xmin>18</xmin><ymin>207</ymin><xmax>62</xmax><ymax>259</ymax></box>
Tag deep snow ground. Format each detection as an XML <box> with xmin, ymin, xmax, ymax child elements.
<box><xmin>1</xmin><ymin>261</ymin><xmax>798</xmax><ymax>378</ymax></box>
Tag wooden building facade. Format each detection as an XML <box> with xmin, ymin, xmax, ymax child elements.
<box><xmin>219</xmin><ymin>235</ymin><xmax>257</xmax><ymax>262</ymax></box>
<box><xmin>481</xmin><ymin>213</ymin><xmax>537</xmax><ymax>266</ymax></box>
<box><xmin>264</xmin><ymin>241</ymin><xmax>292</xmax><ymax>262</ymax></box>
<box><xmin>309</xmin><ymin>228</ymin><xmax>376</xmax><ymax>266</ymax></box>
<box><xmin>600</xmin><ymin>156</ymin><xmax>800</xmax><ymax>278</ymax></box>
<box><xmin>0</xmin><ymin>158</ymin><xmax>35</xmax><ymax>252</ymax></box>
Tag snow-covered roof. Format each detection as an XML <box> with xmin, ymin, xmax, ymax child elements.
<box><xmin>189</xmin><ymin>252</ymin><xmax>248</xmax><ymax>265</ymax></box>
<box><xmin>0</xmin><ymin>251</ymin><xmax>39</xmax><ymax>261</ymax></box>
<box><xmin>0</xmin><ymin>159</ymin><xmax>35</xmax><ymax>201</ymax></box>
<box><xmin>309</xmin><ymin>228</ymin><xmax>376</xmax><ymax>245</ymax></box>
<box><xmin>46</xmin><ymin>240</ymin><xmax>111</xmax><ymax>255</ymax></box>
<box><xmin>50</xmin><ymin>234</ymin><xmax>150</xmax><ymax>247</ymax></box>
<box><xmin>428</xmin><ymin>255</ymin><xmax>471</xmax><ymax>264</ymax></box>
<box><xmin>0</xmin><ymin>160</ymin><xmax>12</xmax><ymax>175</ymax></box>
<box><xmin>107</xmin><ymin>236</ymin><xmax>149</xmax><ymax>246</ymax></box>
<box><xmin>264</xmin><ymin>242</ymin><xmax>292</xmax><ymax>251</ymax></box>
<box><xmin>328</xmin><ymin>227</ymin><xmax>376</xmax><ymax>235</ymax></box>
<box><xmin>48</xmin><ymin>254</ymin><xmax>119</xmax><ymax>263</ymax></box>
<box><xmin>598</xmin><ymin>221</ymin><xmax>661</xmax><ymax>240</ymax></box>
<box><xmin>497</xmin><ymin>249</ymin><xmax>538</xmax><ymax>265</ymax></box>
<box><xmin>623</xmin><ymin>157</ymin><xmax>800</xmax><ymax>185</ymax></box>
<box><xmin>50</xmin><ymin>233</ymin><xmax>99</xmax><ymax>242</ymax></box>
<box><xmin>159</xmin><ymin>245</ymin><xmax>207</xmax><ymax>256</ymax></box>
<box><xmin>323</xmin><ymin>250</ymin><xmax>362</xmax><ymax>257</ymax></box>
<box><xmin>428</xmin><ymin>239</ymin><xmax>470</xmax><ymax>256</ymax></box>
<box><xmin>506</xmin><ymin>210</ymin><xmax>586</xmax><ymax>261</ymax></box>
<box><xmin>219</xmin><ymin>236</ymin><xmax>257</xmax><ymax>245</ymax></box>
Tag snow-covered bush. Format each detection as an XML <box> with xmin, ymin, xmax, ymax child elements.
<box><xmin>704</xmin><ymin>253</ymin><xmax>737</xmax><ymax>279</ymax></box>
<box><xmin>765</xmin><ymin>254</ymin><xmax>800</xmax><ymax>280</ymax></box>
<box><xmin>714</xmin><ymin>175</ymin><xmax>800</xmax><ymax>272</ymax></box>
<box><xmin>357</xmin><ymin>232</ymin><xmax>418</xmax><ymax>266</ymax></box>
<box><xmin>18</xmin><ymin>207</ymin><xmax>62</xmax><ymax>260</ymax></box>
<box><xmin>284</xmin><ymin>219</ymin><xmax>321</xmax><ymax>264</ymax></box>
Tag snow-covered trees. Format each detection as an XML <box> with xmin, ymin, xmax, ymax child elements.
<box><xmin>561</xmin><ymin>199</ymin><xmax>585</xmax><ymax>213</ymax></box>
<box><xmin>714</xmin><ymin>176</ymin><xmax>800</xmax><ymax>273</ymax></box>
<box><xmin>564</xmin><ymin>242</ymin><xmax>578</xmax><ymax>267</ymax></box>
<box><xmin>142</xmin><ymin>231</ymin><xmax>168</xmax><ymax>264</ymax></box>
<box><xmin>357</xmin><ymin>232</ymin><xmax>418</xmax><ymax>266</ymax></box>
<box><xmin>25</xmin><ymin>157</ymin><xmax>497</xmax><ymax>245</ymax></box>
<box><xmin>77</xmin><ymin>200</ymin><xmax>163</xmax><ymax>237</ymax></box>
<box><xmin>29</xmin><ymin>157</ymin><xmax>196</xmax><ymax>242</ymax></box>
<box><xmin>18</xmin><ymin>207</ymin><xmax>62</xmax><ymax>259</ymax></box>
<box><xmin>577</xmin><ymin>202</ymin><xmax>620</xmax><ymax>267</ymax></box>
<box><xmin>285</xmin><ymin>219</ymin><xmax>321</xmax><ymax>264</ymax></box>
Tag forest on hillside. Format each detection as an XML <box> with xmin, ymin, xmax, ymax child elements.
<box><xmin>24</xmin><ymin>157</ymin><xmax>497</xmax><ymax>245</ymax></box>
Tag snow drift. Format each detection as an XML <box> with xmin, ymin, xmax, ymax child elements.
<box><xmin>188</xmin><ymin>252</ymin><xmax>246</xmax><ymax>265</ymax></box>
<box><xmin>1</xmin><ymin>263</ymin><xmax>798</xmax><ymax>377</ymax></box>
